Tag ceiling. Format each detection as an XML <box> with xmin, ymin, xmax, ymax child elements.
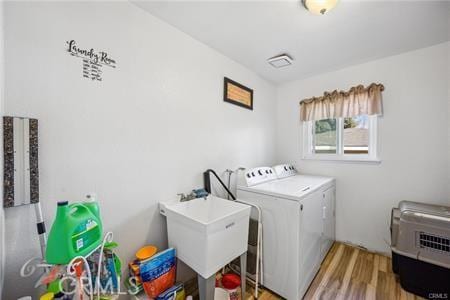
<box><xmin>133</xmin><ymin>1</ymin><xmax>450</xmax><ymax>83</ymax></box>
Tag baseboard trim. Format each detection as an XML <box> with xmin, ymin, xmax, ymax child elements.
<box><xmin>336</xmin><ymin>239</ymin><xmax>391</xmax><ymax>257</ymax></box>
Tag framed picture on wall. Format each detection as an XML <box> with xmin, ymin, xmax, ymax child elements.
<box><xmin>223</xmin><ymin>77</ymin><xmax>253</xmax><ymax>110</ymax></box>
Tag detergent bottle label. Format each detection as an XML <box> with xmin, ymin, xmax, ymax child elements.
<box><xmin>71</xmin><ymin>219</ymin><xmax>99</xmax><ymax>252</ymax></box>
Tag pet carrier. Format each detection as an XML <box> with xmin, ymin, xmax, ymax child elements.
<box><xmin>391</xmin><ymin>201</ymin><xmax>450</xmax><ymax>298</ymax></box>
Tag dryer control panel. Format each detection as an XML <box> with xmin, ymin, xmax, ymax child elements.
<box><xmin>243</xmin><ymin>167</ymin><xmax>277</xmax><ymax>187</ymax></box>
<box><xmin>273</xmin><ymin>164</ymin><xmax>297</xmax><ymax>179</ymax></box>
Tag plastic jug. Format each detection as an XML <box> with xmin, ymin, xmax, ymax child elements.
<box><xmin>46</xmin><ymin>200</ymin><xmax>103</xmax><ymax>264</ymax></box>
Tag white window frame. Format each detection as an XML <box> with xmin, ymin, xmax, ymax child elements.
<box><xmin>302</xmin><ymin>115</ymin><xmax>380</xmax><ymax>163</ymax></box>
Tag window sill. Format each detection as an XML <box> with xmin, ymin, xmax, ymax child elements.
<box><xmin>302</xmin><ymin>155</ymin><xmax>381</xmax><ymax>164</ymax></box>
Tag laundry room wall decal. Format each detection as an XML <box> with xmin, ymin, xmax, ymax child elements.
<box><xmin>66</xmin><ymin>39</ymin><xmax>117</xmax><ymax>81</ymax></box>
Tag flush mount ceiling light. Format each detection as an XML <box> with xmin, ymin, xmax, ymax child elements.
<box><xmin>302</xmin><ymin>0</ymin><xmax>338</xmax><ymax>15</ymax></box>
<box><xmin>267</xmin><ymin>54</ymin><xmax>293</xmax><ymax>68</ymax></box>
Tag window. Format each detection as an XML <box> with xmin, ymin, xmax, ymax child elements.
<box><xmin>303</xmin><ymin>115</ymin><xmax>379</xmax><ymax>162</ymax></box>
<box><xmin>343</xmin><ymin>116</ymin><xmax>369</xmax><ymax>154</ymax></box>
<box><xmin>314</xmin><ymin>118</ymin><xmax>337</xmax><ymax>154</ymax></box>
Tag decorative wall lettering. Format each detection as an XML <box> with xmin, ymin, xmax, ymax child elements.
<box><xmin>66</xmin><ymin>40</ymin><xmax>117</xmax><ymax>81</ymax></box>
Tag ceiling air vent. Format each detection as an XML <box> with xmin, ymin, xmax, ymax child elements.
<box><xmin>267</xmin><ymin>54</ymin><xmax>293</xmax><ymax>68</ymax></box>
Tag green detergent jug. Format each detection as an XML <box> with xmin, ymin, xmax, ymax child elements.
<box><xmin>46</xmin><ymin>200</ymin><xmax>103</xmax><ymax>264</ymax></box>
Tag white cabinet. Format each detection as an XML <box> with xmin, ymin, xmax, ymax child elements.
<box><xmin>321</xmin><ymin>187</ymin><xmax>335</xmax><ymax>260</ymax></box>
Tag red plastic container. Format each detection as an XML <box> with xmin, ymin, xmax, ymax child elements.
<box><xmin>221</xmin><ymin>274</ymin><xmax>241</xmax><ymax>300</ymax></box>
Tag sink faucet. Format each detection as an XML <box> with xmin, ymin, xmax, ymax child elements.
<box><xmin>178</xmin><ymin>192</ymin><xmax>196</xmax><ymax>202</ymax></box>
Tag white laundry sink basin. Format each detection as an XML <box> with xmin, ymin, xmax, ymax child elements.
<box><xmin>161</xmin><ymin>195</ymin><xmax>251</xmax><ymax>279</ymax></box>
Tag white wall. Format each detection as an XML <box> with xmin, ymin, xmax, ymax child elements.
<box><xmin>276</xmin><ymin>42</ymin><xmax>450</xmax><ymax>254</ymax></box>
<box><xmin>3</xmin><ymin>2</ymin><xmax>276</xmax><ymax>298</ymax></box>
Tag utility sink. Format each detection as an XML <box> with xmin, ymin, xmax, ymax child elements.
<box><xmin>160</xmin><ymin>195</ymin><xmax>251</xmax><ymax>279</ymax></box>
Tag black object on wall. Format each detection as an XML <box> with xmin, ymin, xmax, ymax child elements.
<box><xmin>203</xmin><ymin>169</ymin><xmax>236</xmax><ymax>200</ymax></box>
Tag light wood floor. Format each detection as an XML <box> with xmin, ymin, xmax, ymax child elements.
<box><xmin>244</xmin><ymin>242</ymin><xmax>424</xmax><ymax>300</ymax></box>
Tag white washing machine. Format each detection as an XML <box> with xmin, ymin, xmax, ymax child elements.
<box><xmin>236</xmin><ymin>164</ymin><xmax>335</xmax><ymax>300</ymax></box>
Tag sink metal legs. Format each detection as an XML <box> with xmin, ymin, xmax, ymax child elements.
<box><xmin>198</xmin><ymin>273</ymin><xmax>215</xmax><ymax>300</ymax></box>
<box><xmin>240</xmin><ymin>251</ymin><xmax>247</xmax><ymax>298</ymax></box>
<box><xmin>198</xmin><ymin>251</ymin><xmax>247</xmax><ymax>300</ymax></box>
